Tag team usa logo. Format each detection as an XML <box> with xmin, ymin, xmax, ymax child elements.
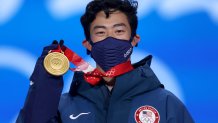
<box><xmin>135</xmin><ymin>105</ymin><xmax>160</xmax><ymax>123</ymax></box>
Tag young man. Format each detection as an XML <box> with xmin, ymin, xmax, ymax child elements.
<box><xmin>16</xmin><ymin>0</ymin><xmax>194</xmax><ymax>123</ymax></box>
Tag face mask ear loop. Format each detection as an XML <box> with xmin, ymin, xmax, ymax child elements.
<box><xmin>130</xmin><ymin>34</ymin><xmax>138</xmax><ymax>47</ymax></box>
<box><xmin>86</xmin><ymin>39</ymin><xmax>94</xmax><ymax>55</ymax></box>
<box><xmin>129</xmin><ymin>36</ymin><xmax>137</xmax><ymax>47</ymax></box>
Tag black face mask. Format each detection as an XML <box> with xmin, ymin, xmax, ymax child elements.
<box><xmin>91</xmin><ymin>37</ymin><xmax>133</xmax><ymax>71</ymax></box>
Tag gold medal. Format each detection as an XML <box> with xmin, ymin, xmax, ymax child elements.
<box><xmin>43</xmin><ymin>52</ymin><xmax>69</xmax><ymax>76</ymax></box>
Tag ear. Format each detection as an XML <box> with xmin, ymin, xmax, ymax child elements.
<box><xmin>82</xmin><ymin>40</ymin><xmax>92</xmax><ymax>51</ymax></box>
<box><xmin>131</xmin><ymin>34</ymin><xmax>140</xmax><ymax>47</ymax></box>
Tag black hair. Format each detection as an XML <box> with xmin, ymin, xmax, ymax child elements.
<box><xmin>80</xmin><ymin>0</ymin><xmax>138</xmax><ymax>42</ymax></box>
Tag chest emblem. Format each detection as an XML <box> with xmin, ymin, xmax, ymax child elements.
<box><xmin>134</xmin><ymin>105</ymin><xmax>160</xmax><ymax>123</ymax></box>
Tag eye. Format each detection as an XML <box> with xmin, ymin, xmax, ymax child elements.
<box><xmin>95</xmin><ymin>31</ymin><xmax>106</xmax><ymax>36</ymax></box>
<box><xmin>115</xmin><ymin>30</ymin><xmax>125</xmax><ymax>35</ymax></box>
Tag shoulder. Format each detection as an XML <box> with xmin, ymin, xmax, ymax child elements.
<box><xmin>160</xmin><ymin>89</ymin><xmax>194</xmax><ymax>122</ymax></box>
<box><xmin>137</xmin><ymin>87</ymin><xmax>186</xmax><ymax>109</ymax></box>
<box><xmin>131</xmin><ymin>87</ymin><xmax>183</xmax><ymax>108</ymax></box>
<box><xmin>154</xmin><ymin>88</ymin><xmax>185</xmax><ymax>107</ymax></box>
<box><xmin>162</xmin><ymin>89</ymin><xmax>185</xmax><ymax>108</ymax></box>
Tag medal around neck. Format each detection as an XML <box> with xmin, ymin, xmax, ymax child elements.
<box><xmin>43</xmin><ymin>51</ymin><xmax>69</xmax><ymax>76</ymax></box>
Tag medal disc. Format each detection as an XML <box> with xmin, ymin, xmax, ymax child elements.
<box><xmin>43</xmin><ymin>52</ymin><xmax>69</xmax><ymax>76</ymax></box>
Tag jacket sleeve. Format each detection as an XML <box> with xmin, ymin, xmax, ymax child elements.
<box><xmin>166</xmin><ymin>93</ymin><xmax>195</xmax><ymax>123</ymax></box>
<box><xmin>16</xmin><ymin>44</ymin><xmax>64</xmax><ymax>123</ymax></box>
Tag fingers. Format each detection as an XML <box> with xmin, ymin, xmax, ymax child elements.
<box><xmin>42</xmin><ymin>40</ymin><xmax>65</xmax><ymax>56</ymax></box>
<box><xmin>52</xmin><ymin>40</ymin><xmax>58</xmax><ymax>44</ymax></box>
<box><xmin>43</xmin><ymin>44</ymin><xmax>58</xmax><ymax>52</ymax></box>
<box><xmin>48</xmin><ymin>39</ymin><xmax>65</xmax><ymax>49</ymax></box>
<box><xmin>59</xmin><ymin>39</ymin><xmax>64</xmax><ymax>47</ymax></box>
<box><xmin>52</xmin><ymin>39</ymin><xmax>64</xmax><ymax>47</ymax></box>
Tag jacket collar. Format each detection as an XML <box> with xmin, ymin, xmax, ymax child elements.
<box><xmin>69</xmin><ymin>55</ymin><xmax>163</xmax><ymax>103</ymax></box>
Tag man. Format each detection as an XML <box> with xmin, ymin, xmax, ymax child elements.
<box><xmin>16</xmin><ymin>0</ymin><xmax>194</xmax><ymax>123</ymax></box>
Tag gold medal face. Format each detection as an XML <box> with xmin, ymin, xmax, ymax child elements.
<box><xmin>43</xmin><ymin>52</ymin><xmax>69</xmax><ymax>76</ymax></box>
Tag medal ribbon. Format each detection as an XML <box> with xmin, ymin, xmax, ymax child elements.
<box><xmin>83</xmin><ymin>61</ymin><xmax>133</xmax><ymax>85</ymax></box>
<box><xmin>50</xmin><ymin>45</ymin><xmax>134</xmax><ymax>85</ymax></box>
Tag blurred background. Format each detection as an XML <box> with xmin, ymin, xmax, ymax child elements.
<box><xmin>0</xmin><ymin>0</ymin><xmax>218</xmax><ymax>122</ymax></box>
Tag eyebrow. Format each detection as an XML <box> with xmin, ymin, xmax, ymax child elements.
<box><xmin>93</xmin><ymin>25</ymin><xmax>106</xmax><ymax>30</ymax></box>
<box><xmin>93</xmin><ymin>23</ymin><xmax>127</xmax><ymax>31</ymax></box>
<box><xmin>113</xmin><ymin>23</ymin><xmax>127</xmax><ymax>28</ymax></box>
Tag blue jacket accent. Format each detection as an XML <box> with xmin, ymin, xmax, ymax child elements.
<box><xmin>16</xmin><ymin>55</ymin><xmax>194</xmax><ymax>123</ymax></box>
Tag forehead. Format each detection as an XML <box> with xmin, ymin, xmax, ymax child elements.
<box><xmin>90</xmin><ymin>10</ymin><xmax>130</xmax><ymax>30</ymax></box>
